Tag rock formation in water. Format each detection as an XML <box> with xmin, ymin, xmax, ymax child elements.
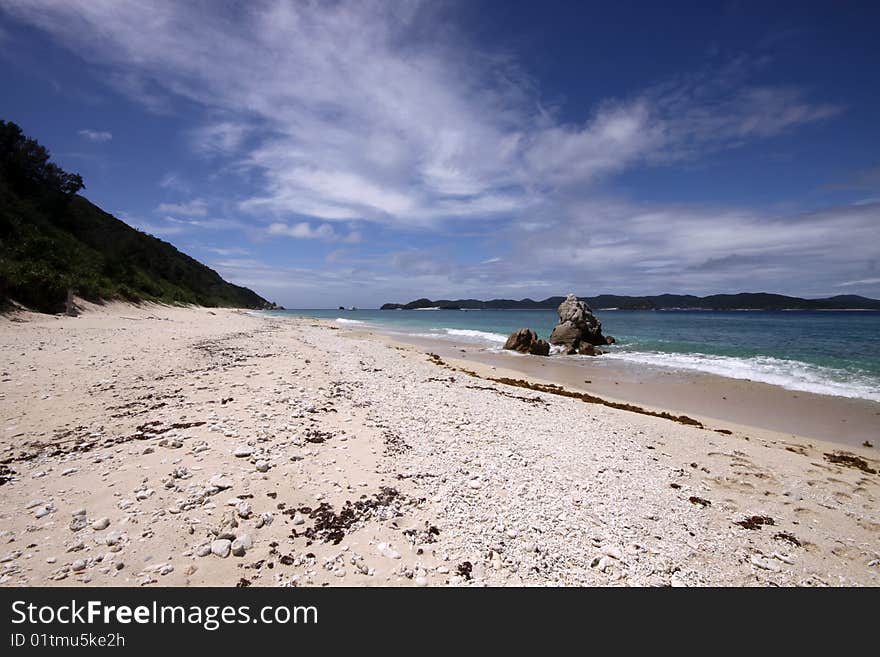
<box><xmin>549</xmin><ymin>294</ymin><xmax>613</xmax><ymax>354</ymax></box>
<box><xmin>503</xmin><ymin>328</ymin><xmax>550</xmax><ymax>356</ymax></box>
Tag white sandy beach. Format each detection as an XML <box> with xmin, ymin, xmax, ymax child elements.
<box><xmin>1</xmin><ymin>303</ymin><xmax>878</xmax><ymax>587</ymax></box>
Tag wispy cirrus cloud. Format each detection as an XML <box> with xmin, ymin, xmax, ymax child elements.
<box><xmin>837</xmin><ymin>277</ymin><xmax>880</xmax><ymax>287</ymax></box>
<box><xmin>77</xmin><ymin>128</ymin><xmax>112</xmax><ymax>142</ymax></box>
<box><xmin>158</xmin><ymin>172</ymin><xmax>190</xmax><ymax>193</ymax></box>
<box><xmin>204</xmin><ymin>246</ymin><xmax>251</xmax><ymax>257</ymax></box>
<box><xmin>267</xmin><ymin>222</ymin><xmax>336</xmax><ymax>241</ymax></box>
<box><xmin>125</xmin><ymin>212</ymin><xmax>245</xmax><ymax>237</ymax></box>
<box><xmin>190</xmin><ymin>121</ymin><xmax>253</xmax><ymax>157</ymax></box>
<box><xmin>156</xmin><ymin>198</ymin><xmax>208</xmax><ymax>217</ymax></box>
<box><xmin>266</xmin><ymin>221</ymin><xmax>361</xmax><ymax>243</ymax></box>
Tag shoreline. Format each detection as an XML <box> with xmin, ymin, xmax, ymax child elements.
<box><xmin>269</xmin><ymin>309</ymin><xmax>880</xmax><ymax>406</ymax></box>
<box><xmin>2</xmin><ymin>304</ymin><xmax>878</xmax><ymax>587</ymax></box>
<box><xmin>330</xmin><ymin>322</ymin><xmax>880</xmax><ymax>449</ymax></box>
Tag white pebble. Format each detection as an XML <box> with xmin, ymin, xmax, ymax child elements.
<box><xmin>91</xmin><ymin>517</ymin><xmax>110</xmax><ymax>531</ymax></box>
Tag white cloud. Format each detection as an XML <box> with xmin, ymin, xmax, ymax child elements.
<box><xmin>837</xmin><ymin>277</ymin><xmax>880</xmax><ymax>287</ymax></box>
<box><xmin>266</xmin><ymin>222</ymin><xmax>339</xmax><ymax>241</ymax></box>
<box><xmin>496</xmin><ymin>199</ymin><xmax>880</xmax><ymax>296</ymax></box>
<box><xmin>121</xmin><ymin>210</ymin><xmax>186</xmax><ymax>237</ymax></box>
<box><xmin>202</xmin><ymin>246</ymin><xmax>252</xmax><ymax>257</ymax></box>
<box><xmin>77</xmin><ymin>128</ymin><xmax>112</xmax><ymax>142</ymax></box>
<box><xmin>190</xmin><ymin>121</ymin><xmax>252</xmax><ymax>156</ymax></box>
<box><xmin>173</xmin><ymin>217</ymin><xmax>244</xmax><ymax>231</ymax></box>
<box><xmin>158</xmin><ymin>172</ymin><xmax>190</xmax><ymax>192</ymax></box>
<box><xmin>5</xmin><ymin>1</ymin><xmax>839</xmax><ymax>231</ymax></box>
<box><xmin>127</xmin><ymin>212</ymin><xmax>244</xmax><ymax>237</ymax></box>
<box><xmin>156</xmin><ymin>198</ymin><xmax>208</xmax><ymax>217</ymax></box>
<box><xmin>524</xmin><ymin>100</ymin><xmax>663</xmax><ymax>186</ymax></box>
<box><xmin>209</xmin><ymin>196</ymin><xmax>880</xmax><ymax>306</ymax></box>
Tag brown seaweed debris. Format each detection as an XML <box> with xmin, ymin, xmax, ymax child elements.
<box><xmin>236</xmin><ymin>578</ymin><xmax>251</xmax><ymax>587</ymax></box>
<box><xmin>403</xmin><ymin>522</ymin><xmax>441</xmax><ymax>545</ymax></box>
<box><xmin>2</xmin><ymin>419</ymin><xmax>208</xmax><ymax>463</ymax></box>
<box><xmin>773</xmin><ymin>532</ymin><xmax>801</xmax><ymax>547</ymax></box>
<box><xmin>303</xmin><ymin>428</ymin><xmax>335</xmax><ymax>444</ymax></box>
<box><xmin>106</xmin><ymin>391</ymin><xmax>183</xmax><ymax>417</ymax></box>
<box><xmin>422</xmin><ymin>352</ymin><xmax>705</xmax><ymax>428</ymax></box>
<box><xmin>294</xmin><ymin>487</ymin><xmax>410</xmax><ymax>545</ymax></box>
<box><xmin>735</xmin><ymin>515</ymin><xmax>775</xmax><ymax>530</ymax></box>
<box><xmin>456</xmin><ymin>561</ymin><xmax>473</xmax><ymax>580</ymax></box>
<box><xmin>824</xmin><ymin>452</ymin><xmax>877</xmax><ymax>475</ymax></box>
<box><xmin>714</xmin><ymin>429</ymin><xmax>733</xmax><ymax>435</ymax></box>
<box><xmin>487</xmin><ymin>377</ymin><xmax>703</xmax><ymax>428</ymax></box>
<box><xmin>688</xmin><ymin>496</ymin><xmax>711</xmax><ymax>507</ymax></box>
<box><xmin>465</xmin><ymin>384</ymin><xmax>546</xmax><ymax>405</ymax></box>
<box><xmin>136</xmin><ymin>420</ymin><xmax>207</xmax><ymax>436</ymax></box>
<box><xmin>0</xmin><ymin>464</ymin><xmax>15</xmax><ymax>486</ymax></box>
<box><xmin>383</xmin><ymin>430</ymin><xmax>411</xmax><ymax>455</ymax></box>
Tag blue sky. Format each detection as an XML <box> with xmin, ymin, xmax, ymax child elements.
<box><xmin>1</xmin><ymin>1</ymin><xmax>879</xmax><ymax>307</ymax></box>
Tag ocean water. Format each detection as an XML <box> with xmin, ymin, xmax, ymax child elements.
<box><xmin>265</xmin><ymin>308</ymin><xmax>880</xmax><ymax>402</ymax></box>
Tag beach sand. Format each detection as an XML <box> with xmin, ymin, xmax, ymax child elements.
<box><xmin>1</xmin><ymin>303</ymin><xmax>878</xmax><ymax>587</ymax></box>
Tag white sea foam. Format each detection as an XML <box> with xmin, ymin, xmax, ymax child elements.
<box><xmin>395</xmin><ymin>328</ymin><xmax>509</xmax><ymax>347</ymax></box>
<box><xmin>335</xmin><ymin>318</ymin><xmax>366</xmax><ymax>325</ymax></box>
<box><xmin>603</xmin><ymin>351</ymin><xmax>880</xmax><ymax>402</ymax></box>
<box><xmin>442</xmin><ymin>328</ymin><xmax>508</xmax><ymax>344</ymax></box>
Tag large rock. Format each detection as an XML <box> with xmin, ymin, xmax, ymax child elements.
<box><xmin>503</xmin><ymin>328</ymin><xmax>550</xmax><ymax>356</ymax></box>
<box><xmin>549</xmin><ymin>294</ymin><xmax>608</xmax><ymax>354</ymax></box>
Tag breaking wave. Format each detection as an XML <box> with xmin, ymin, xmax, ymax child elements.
<box><xmin>603</xmin><ymin>351</ymin><xmax>880</xmax><ymax>401</ymax></box>
<box><xmin>442</xmin><ymin>328</ymin><xmax>508</xmax><ymax>344</ymax></box>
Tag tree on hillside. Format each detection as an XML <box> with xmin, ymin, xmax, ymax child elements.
<box><xmin>0</xmin><ymin>120</ymin><xmax>84</xmax><ymax>196</ymax></box>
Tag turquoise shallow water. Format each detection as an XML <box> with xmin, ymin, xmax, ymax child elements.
<box><xmin>264</xmin><ymin>308</ymin><xmax>880</xmax><ymax>402</ymax></box>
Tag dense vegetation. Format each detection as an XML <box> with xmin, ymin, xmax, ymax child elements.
<box><xmin>0</xmin><ymin>120</ymin><xmax>272</xmax><ymax>313</ymax></box>
<box><xmin>381</xmin><ymin>292</ymin><xmax>880</xmax><ymax>311</ymax></box>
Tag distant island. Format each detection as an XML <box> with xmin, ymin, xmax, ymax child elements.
<box><xmin>0</xmin><ymin>120</ymin><xmax>278</xmax><ymax>314</ymax></box>
<box><xmin>381</xmin><ymin>293</ymin><xmax>880</xmax><ymax>311</ymax></box>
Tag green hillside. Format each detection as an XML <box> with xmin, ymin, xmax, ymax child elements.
<box><xmin>0</xmin><ymin>120</ymin><xmax>273</xmax><ymax>313</ymax></box>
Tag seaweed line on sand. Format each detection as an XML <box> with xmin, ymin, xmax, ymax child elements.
<box><xmin>1</xmin><ymin>420</ymin><xmax>207</xmax><ymax>464</ymax></box>
<box><xmin>824</xmin><ymin>452</ymin><xmax>877</xmax><ymax>475</ymax></box>
<box><xmin>425</xmin><ymin>352</ymin><xmax>704</xmax><ymax>429</ymax></box>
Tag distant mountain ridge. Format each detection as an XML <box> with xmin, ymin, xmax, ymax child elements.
<box><xmin>381</xmin><ymin>293</ymin><xmax>880</xmax><ymax>311</ymax></box>
<box><xmin>0</xmin><ymin>120</ymin><xmax>275</xmax><ymax>313</ymax></box>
